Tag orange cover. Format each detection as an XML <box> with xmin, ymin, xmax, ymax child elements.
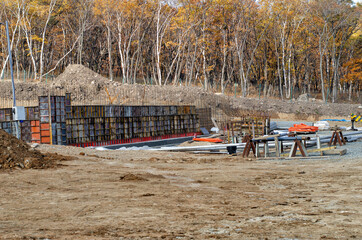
<box><xmin>193</xmin><ymin>138</ymin><xmax>223</xmax><ymax>143</ymax></box>
<box><xmin>289</xmin><ymin>123</ymin><xmax>318</xmax><ymax>133</ymax></box>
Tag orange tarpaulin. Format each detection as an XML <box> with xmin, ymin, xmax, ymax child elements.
<box><xmin>193</xmin><ymin>138</ymin><xmax>223</xmax><ymax>143</ymax></box>
<box><xmin>289</xmin><ymin>123</ymin><xmax>318</xmax><ymax>133</ymax></box>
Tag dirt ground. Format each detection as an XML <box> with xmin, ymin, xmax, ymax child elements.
<box><xmin>0</xmin><ymin>144</ymin><xmax>361</xmax><ymax>239</ymax></box>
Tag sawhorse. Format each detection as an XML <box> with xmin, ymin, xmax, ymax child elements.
<box><xmin>242</xmin><ymin>135</ymin><xmax>256</xmax><ymax>158</ymax></box>
<box><xmin>289</xmin><ymin>138</ymin><xmax>309</xmax><ymax>158</ymax></box>
<box><xmin>328</xmin><ymin>129</ymin><xmax>346</xmax><ymax>146</ymax></box>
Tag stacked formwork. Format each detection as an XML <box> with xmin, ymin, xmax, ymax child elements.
<box><xmin>66</xmin><ymin>105</ymin><xmax>199</xmax><ymax>147</ymax></box>
<box><xmin>0</xmin><ymin>94</ymin><xmax>200</xmax><ymax>147</ymax></box>
<box><xmin>38</xmin><ymin>96</ymin><xmax>67</xmax><ymax>145</ymax></box>
<box><xmin>0</xmin><ymin>109</ymin><xmax>13</xmax><ymax>135</ymax></box>
<box><xmin>50</xmin><ymin>96</ymin><xmax>67</xmax><ymax>145</ymax></box>
<box><xmin>0</xmin><ymin>107</ymin><xmax>39</xmax><ymax>142</ymax></box>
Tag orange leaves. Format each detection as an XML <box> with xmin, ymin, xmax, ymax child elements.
<box><xmin>342</xmin><ymin>58</ymin><xmax>362</xmax><ymax>84</ymax></box>
<box><xmin>93</xmin><ymin>0</ymin><xmax>120</xmax><ymax>17</ymax></box>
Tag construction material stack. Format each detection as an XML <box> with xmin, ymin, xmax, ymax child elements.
<box><xmin>0</xmin><ymin>93</ymin><xmax>201</xmax><ymax>147</ymax></box>
<box><xmin>65</xmin><ymin>105</ymin><xmax>199</xmax><ymax>147</ymax></box>
<box><xmin>0</xmin><ymin>107</ymin><xmax>39</xmax><ymax>142</ymax></box>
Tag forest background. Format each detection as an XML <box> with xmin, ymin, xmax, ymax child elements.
<box><xmin>0</xmin><ymin>0</ymin><xmax>361</xmax><ymax>102</ymax></box>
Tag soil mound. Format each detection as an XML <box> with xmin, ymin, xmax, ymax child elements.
<box><xmin>119</xmin><ymin>173</ymin><xmax>148</xmax><ymax>181</ymax></box>
<box><xmin>0</xmin><ymin>129</ymin><xmax>53</xmax><ymax>170</ymax></box>
<box><xmin>53</xmin><ymin>64</ymin><xmax>109</xmax><ymax>87</ymax></box>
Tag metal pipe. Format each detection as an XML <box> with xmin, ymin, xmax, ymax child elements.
<box><xmin>253</xmin><ymin>136</ymin><xmax>309</xmax><ymax>142</ymax></box>
<box><xmin>344</xmin><ymin>134</ymin><xmax>362</xmax><ymax>142</ymax></box>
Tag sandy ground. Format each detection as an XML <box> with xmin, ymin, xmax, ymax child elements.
<box><xmin>0</xmin><ymin>144</ymin><xmax>361</xmax><ymax>240</ymax></box>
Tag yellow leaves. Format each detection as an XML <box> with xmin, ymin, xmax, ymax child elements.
<box><xmin>31</xmin><ymin>35</ymin><xmax>47</xmax><ymax>44</ymax></box>
<box><xmin>351</xmin><ymin>29</ymin><xmax>361</xmax><ymax>40</ymax></box>
<box><xmin>342</xmin><ymin>58</ymin><xmax>362</xmax><ymax>84</ymax></box>
<box><xmin>165</xmin><ymin>41</ymin><xmax>178</xmax><ymax>48</ymax></box>
<box><xmin>206</xmin><ymin>65</ymin><xmax>215</xmax><ymax>72</ymax></box>
<box><xmin>94</xmin><ymin>0</ymin><xmax>120</xmax><ymax>16</ymax></box>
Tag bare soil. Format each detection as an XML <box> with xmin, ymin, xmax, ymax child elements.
<box><xmin>0</xmin><ymin>65</ymin><xmax>361</xmax><ymax>119</ymax></box>
<box><xmin>0</xmin><ymin>144</ymin><xmax>361</xmax><ymax>239</ymax></box>
<box><xmin>0</xmin><ymin>129</ymin><xmax>73</xmax><ymax>170</ymax></box>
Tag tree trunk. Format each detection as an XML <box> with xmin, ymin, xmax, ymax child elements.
<box><xmin>221</xmin><ymin>31</ymin><xmax>227</xmax><ymax>94</ymax></box>
<box><xmin>39</xmin><ymin>0</ymin><xmax>57</xmax><ymax>80</ymax></box>
<box><xmin>319</xmin><ymin>40</ymin><xmax>326</xmax><ymax>102</ymax></box>
<box><xmin>107</xmin><ymin>24</ymin><xmax>113</xmax><ymax>81</ymax></box>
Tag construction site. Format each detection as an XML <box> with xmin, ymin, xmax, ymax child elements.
<box><xmin>1</xmin><ymin>65</ymin><xmax>362</xmax><ymax>239</ymax></box>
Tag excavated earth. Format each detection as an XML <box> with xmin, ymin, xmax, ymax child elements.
<box><xmin>0</xmin><ymin>144</ymin><xmax>361</xmax><ymax>239</ymax></box>
<box><xmin>0</xmin><ymin>129</ymin><xmax>72</xmax><ymax>170</ymax></box>
<box><xmin>0</xmin><ymin>64</ymin><xmax>361</xmax><ymax>120</ymax></box>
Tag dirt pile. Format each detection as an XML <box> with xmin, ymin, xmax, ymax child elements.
<box><xmin>53</xmin><ymin>64</ymin><xmax>109</xmax><ymax>87</ymax></box>
<box><xmin>0</xmin><ymin>129</ymin><xmax>61</xmax><ymax>170</ymax></box>
<box><xmin>119</xmin><ymin>173</ymin><xmax>148</xmax><ymax>181</ymax></box>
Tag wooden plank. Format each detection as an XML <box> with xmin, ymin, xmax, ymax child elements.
<box><xmin>281</xmin><ymin>146</ymin><xmax>336</xmax><ymax>157</ymax></box>
<box><xmin>321</xmin><ymin>149</ymin><xmax>347</xmax><ymax>156</ymax></box>
<box><xmin>254</xmin><ymin>134</ymin><xmax>280</xmax><ymax>141</ymax></box>
<box><xmin>257</xmin><ymin>156</ymin><xmax>331</xmax><ymax>160</ymax></box>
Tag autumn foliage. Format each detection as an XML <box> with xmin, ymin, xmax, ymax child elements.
<box><xmin>0</xmin><ymin>0</ymin><xmax>361</xmax><ymax>102</ymax></box>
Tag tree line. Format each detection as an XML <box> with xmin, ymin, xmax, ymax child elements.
<box><xmin>0</xmin><ymin>0</ymin><xmax>361</xmax><ymax>102</ymax></box>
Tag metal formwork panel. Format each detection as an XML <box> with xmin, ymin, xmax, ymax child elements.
<box><xmin>170</xmin><ymin>106</ymin><xmax>177</xmax><ymax>115</ymax></box>
<box><xmin>124</xmin><ymin>106</ymin><xmax>132</xmax><ymax>117</ymax></box>
<box><xmin>0</xmin><ymin>109</ymin><xmax>5</xmax><ymax>122</ymax></box>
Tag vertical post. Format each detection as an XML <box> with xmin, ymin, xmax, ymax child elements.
<box><xmin>259</xmin><ymin>83</ymin><xmax>261</xmax><ymax>100</ymax></box>
<box><xmin>48</xmin><ymin>93</ymin><xmax>53</xmax><ymax>145</ymax></box>
<box><xmin>252</xmin><ymin>122</ymin><xmax>255</xmax><ymax>139</ymax></box>
<box><xmin>231</xmin><ymin>123</ymin><xmax>235</xmax><ymax>143</ymax></box>
<box><xmin>234</xmin><ymin>83</ymin><xmax>237</xmax><ymax>98</ymax></box>
<box><xmin>255</xmin><ymin>142</ymin><xmax>260</xmax><ymax>158</ymax></box>
<box><xmin>227</xmin><ymin>123</ymin><xmax>230</xmax><ymax>144</ymax></box>
<box><xmin>24</xmin><ymin>70</ymin><xmax>26</xmax><ymax>82</ymax></box>
<box><xmin>264</xmin><ymin>140</ymin><xmax>269</xmax><ymax>158</ymax></box>
<box><xmin>274</xmin><ymin>136</ymin><xmax>280</xmax><ymax>157</ymax></box>
<box><xmin>317</xmin><ymin>134</ymin><xmax>321</xmax><ymax>149</ymax></box>
<box><xmin>351</xmin><ymin>119</ymin><xmax>355</xmax><ymax>131</ymax></box>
